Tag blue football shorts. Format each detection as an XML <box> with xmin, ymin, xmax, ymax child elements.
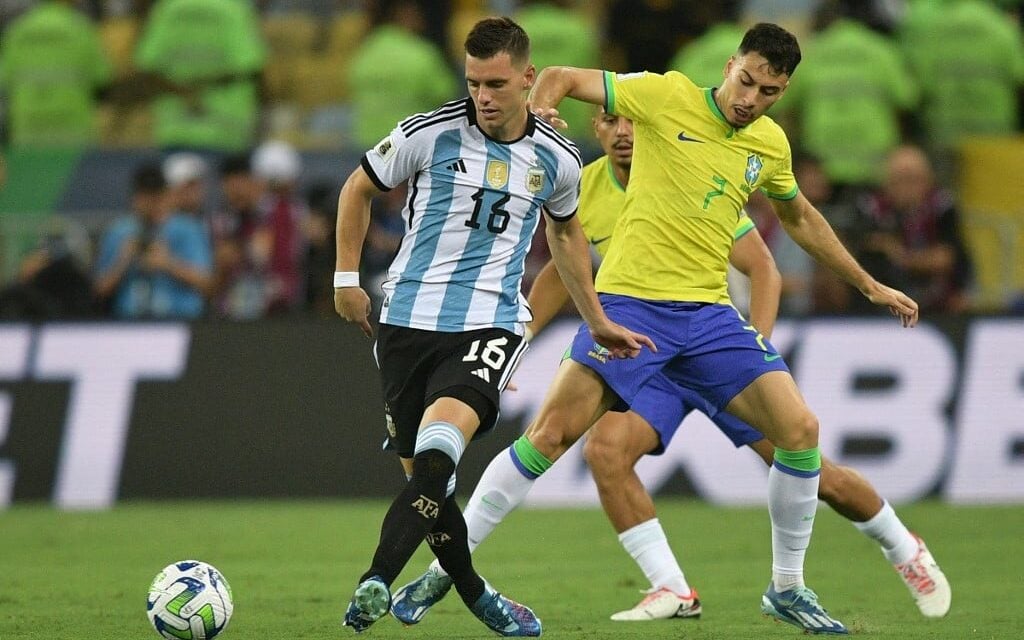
<box><xmin>569</xmin><ymin>294</ymin><xmax>789</xmax><ymax>453</ymax></box>
<box><xmin>628</xmin><ymin>372</ymin><xmax>766</xmax><ymax>454</ymax></box>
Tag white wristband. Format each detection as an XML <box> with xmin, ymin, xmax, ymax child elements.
<box><xmin>523</xmin><ymin>327</ymin><xmax>534</xmax><ymax>342</ymax></box>
<box><xmin>333</xmin><ymin>271</ymin><xmax>360</xmax><ymax>288</ymax></box>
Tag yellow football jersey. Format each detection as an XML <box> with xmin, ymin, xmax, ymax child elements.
<box><xmin>594</xmin><ymin>70</ymin><xmax>798</xmax><ymax>302</ymax></box>
<box><xmin>578</xmin><ymin>156</ymin><xmax>626</xmax><ymax>259</ymax></box>
<box><xmin>579</xmin><ymin>156</ymin><xmax>755</xmax><ymax>305</ymax></box>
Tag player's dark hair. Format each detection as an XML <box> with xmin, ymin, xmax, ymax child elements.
<box><xmin>465</xmin><ymin>17</ymin><xmax>530</xmax><ymax>66</ymax></box>
<box><xmin>738</xmin><ymin>23</ymin><xmax>802</xmax><ymax>77</ymax></box>
<box><xmin>132</xmin><ymin>163</ymin><xmax>166</xmax><ymax>194</ymax></box>
<box><xmin>219</xmin><ymin>153</ymin><xmax>251</xmax><ymax>177</ymax></box>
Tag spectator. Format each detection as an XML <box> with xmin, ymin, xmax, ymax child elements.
<box><xmin>94</xmin><ymin>162</ymin><xmax>213</xmax><ymax>319</ymax></box>
<box><xmin>348</xmin><ymin>0</ymin><xmax>458</xmax><ymax>150</ymax></box>
<box><xmin>900</xmin><ymin>0</ymin><xmax>1024</xmax><ymax>157</ymax></box>
<box><xmin>211</xmin><ymin>153</ymin><xmax>270</xmax><ymax>319</ymax></box>
<box><xmin>0</xmin><ymin>0</ymin><xmax>112</xmax><ymax>147</ymax></box>
<box><xmin>781</xmin><ymin>1</ymin><xmax>918</xmax><ymax>190</ymax></box>
<box><xmin>853</xmin><ymin>145</ymin><xmax>974</xmax><ymax>314</ymax></box>
<box><xmin>0</xmin><ymin>216</ymin><xmax>96</xmax><ymax>320</ymax></box>
<box><xmin>133</xmin><ymin>0</ymin><xmax>266</xmax><ymax>151</ymax></box>
<box><xmin>605</xmin><ymin>0</ymin><xmax>705</xmax><ymax>73</ymax></box>
<box><xmin>252</xmin><ymin>140</ymin><xmax>308</xmax><ymax>315</ymax></box>
<box><xmin>304</xmin><ymin>182</ymin><xmax>339</xmax><ymax>317</ymax></box>
<box><xmin>163</xmin><ymin>151</ymin><xmax>210</xmax><ymax>220</ymax></box>
<box><xmin>516</xmin><ymin>1</ymin><xmax>600</xmax><ymax>149</ymax></box>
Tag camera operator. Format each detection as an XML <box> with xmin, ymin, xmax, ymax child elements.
<box><xmin>93</xmin><ymin>162</ymin><xmax>213</xmax><ymax>319</ymax></box>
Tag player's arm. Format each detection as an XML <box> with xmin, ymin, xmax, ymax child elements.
<box><xmin>529</xmin><ymin>67</ymin><xmax>606</xmax><ymax>126</ymax></box>
<box><xmin>545</xmin><ymin>215</ymin><xmax>655</xmax><ymax>357</ymax></box>
<box><xmin>334</xmin><ymin>165</ymin><xmax>384</xmax><ymax>337</ymax></box>
<box><xmin>525</xmin><ymin>258</ymin><xmax>573</xmax><ymax>340</ymax></box>
<box><xmin>770</xmin><ymin>192</ymin><xmax>919</xmax><ymax>327</ymax></box>
<box><xmin>728</xmin><ymin>229</ymin><xmax>781</xmax><ymax>339</ymax></box>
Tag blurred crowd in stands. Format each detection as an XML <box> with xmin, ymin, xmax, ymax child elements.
<box><xmin>0</xmin><ymin>0</ymin><xmax>1022</xmax><ymax>321</ymax></box>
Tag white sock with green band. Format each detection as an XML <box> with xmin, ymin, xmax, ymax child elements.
<box><xmin>769</xmin><ymin>447</ymin><xmax>821</xmax><ymax>592</ymax></box>
<box><xmin>464</xmin><ymin>437</ymin><xmax>550</xmax><ymax>551</ymax></box>
<box><xmin>853</xmin><ymin>501</ymin><xmax>919</xmax><ymax>565</ymax></box>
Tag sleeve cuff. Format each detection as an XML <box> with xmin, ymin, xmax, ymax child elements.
<box><xmin>764</xmin><ymin>185</ymin><xmax>799</xmax><ymax>201</ymax></box>
<box><xmin>544</xmin><ymin>206</ymin><xmax>577</xmax><ymax>222</ymax></box>
<box><xmin>360</xmin><ymin>155</ymin><xmax>392</xmax><ymax>192</ymax></box>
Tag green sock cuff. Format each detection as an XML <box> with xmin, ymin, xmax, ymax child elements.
<box><xmin>512</xmin><ymin>436</ymin><xmax>553</xmax><ymax>476</ymax></box>
<box><xmin>774</xmin><ymin>447</ymin><xmax>821</xmax><ymax>473</ymax></box>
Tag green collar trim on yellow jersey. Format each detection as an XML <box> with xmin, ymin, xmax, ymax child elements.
<box><xmin>605</xmin><ymin>157</ymin><xmax>626</xmax><ymax>192</ymax></box>
<box><xmin>704</xmin><ymin>88</ymin><xmax>739</xmax><ymax>138</ymax></box>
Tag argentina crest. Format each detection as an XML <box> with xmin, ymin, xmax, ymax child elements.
<box><xmin>486</xmin><ymin>160</ymin><xmax>509</xmax><ymax>189</ymax></box>
<box><xmin>526</xmin><ymin>165</ymin><xmax>545</xmax><ymax>194</ymax></box>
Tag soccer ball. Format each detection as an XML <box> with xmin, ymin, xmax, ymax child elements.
<box><xmin>146</xmin><ymin>560</ymin><xmax>234</xmax><ymax>639</ymax></box>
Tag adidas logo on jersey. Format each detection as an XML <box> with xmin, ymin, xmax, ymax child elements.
<box><xmin>446</xmin><ymin>158</ymin><xmax>467</xmax><ymax>173</ymax></box>
<box><xmin>470</xmin><ymin>368</ymin><xmax>491</xmax><ymax>382</ymax></box>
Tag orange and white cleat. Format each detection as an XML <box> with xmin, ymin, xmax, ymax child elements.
<box><xmin>895</xmin><ymin>534</ymin><xmax>951</xmax><ymax>618</ymax></box>
<box><xmin>610</xmin><ymin>587</ymin><xmax>702</xmax><ymax>621</ymax></box>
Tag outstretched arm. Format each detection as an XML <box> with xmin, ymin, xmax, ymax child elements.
<box><xmin>771</xmin><ymin>192</ymin><xmax>919</xmax><ymax>326</ymax></box>
<box><xmin>728</xmin><ymin>229</ymin><xmax>781</xmax><ymax>339</ymax></box>
<box><xmin>334</xmin><ymin>166</ymin><xmax>384</xmax><ymax>337</ymax></box>
<box><xmin>529</xmin><ymin>67</ymin><xmax>607</xmax><ymax>126</ymax></box>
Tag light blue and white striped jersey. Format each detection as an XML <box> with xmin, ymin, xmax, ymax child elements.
<box><xmin>362</xmin><ymin>98</ymin><xmax>582</xmax><ymax>333</ymax></box>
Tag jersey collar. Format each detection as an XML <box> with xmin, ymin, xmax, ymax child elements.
<box><xmin>605</xmin><ymin>157</ymin><xmax>626</xmax><ymax>192</ymax></box>
<box><xmin>704</xmin><ymin>88</ymin><xmax>742</xmax><ymax>138</ymax></box>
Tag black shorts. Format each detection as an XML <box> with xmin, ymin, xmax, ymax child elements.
<box><xmin>375</xmin><ymin>323</ymin><xmax>528</xmax><ymax>458</ymax></box>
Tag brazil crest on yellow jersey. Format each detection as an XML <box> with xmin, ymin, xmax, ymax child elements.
<box><xmin>595</xmin><ymin>70</ymin><xmax>798</xmax><ymax>302</ymax></box>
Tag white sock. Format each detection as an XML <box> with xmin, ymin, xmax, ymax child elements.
<box><xmin>768</xmin><ymin>464</ymin><xmax>820</xmax><ymax>592</ymax></box>
<box><xmin>618</xmin><ymin>518</ymin><xmax>691</xmax><ymax>596</ymax></box>
<box><xmin>430</xmin><ymin>447</ymin><xmax>536</xmax><ymax>578</ymax></box>
<box><xmin>852</xmin><ymin>500</ymin><xmax>919</xmax><ymax>565</ymax></box>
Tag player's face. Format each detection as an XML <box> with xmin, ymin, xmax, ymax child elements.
<box><xmin>465</xmin><ymin>52</ymin><xmax>535</xmax><ymax>139</ymax></box>
<box><xmin>717</xmin><ymin>52</ymin><xmax>789</xmax><ymax>127</ymax></box>
<box><xmin>593</xmin><ymin>112</ymin><xmax>633</xmax><ymax>169</ymax></box>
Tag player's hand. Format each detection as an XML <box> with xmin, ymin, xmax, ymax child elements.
<box><xmin>865</xmin><ymin>282</ymin><xmax>919</xmax><ymax>328</ymax></box>
<box><xmin>528</xmin><ymin>102</ymin><xmax>567</xmax><ymax>130</ymax></box>
<box><xmin>590</xmin><ymin>320</ymin><xmax>656</xmax><ymax>359</ymax></box>
<box><xmin>334</xmin><ymin>287</ymin><xmax>373</xmax><ymax>338</ymax></box>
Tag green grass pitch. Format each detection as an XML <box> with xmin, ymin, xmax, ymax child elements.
<box><xmin>1</xmin><ymin>500</ymin><xmax>1020</xmax><ymax>639</ymax></box>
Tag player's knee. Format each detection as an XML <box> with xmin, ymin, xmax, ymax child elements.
<box><xmin>528</xmin><ymin>419</ymin><xmax>577</xmax><ymax>460</ymax></box>
<box><xmin>412</xmin><ymin>449</ymin><xmax>456</xmax><ymax>486</ymax></box>
<box><xmin>783</xmin><ymin>411</ymin><xmax>819</xmax><ymax>449</ymax></box>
